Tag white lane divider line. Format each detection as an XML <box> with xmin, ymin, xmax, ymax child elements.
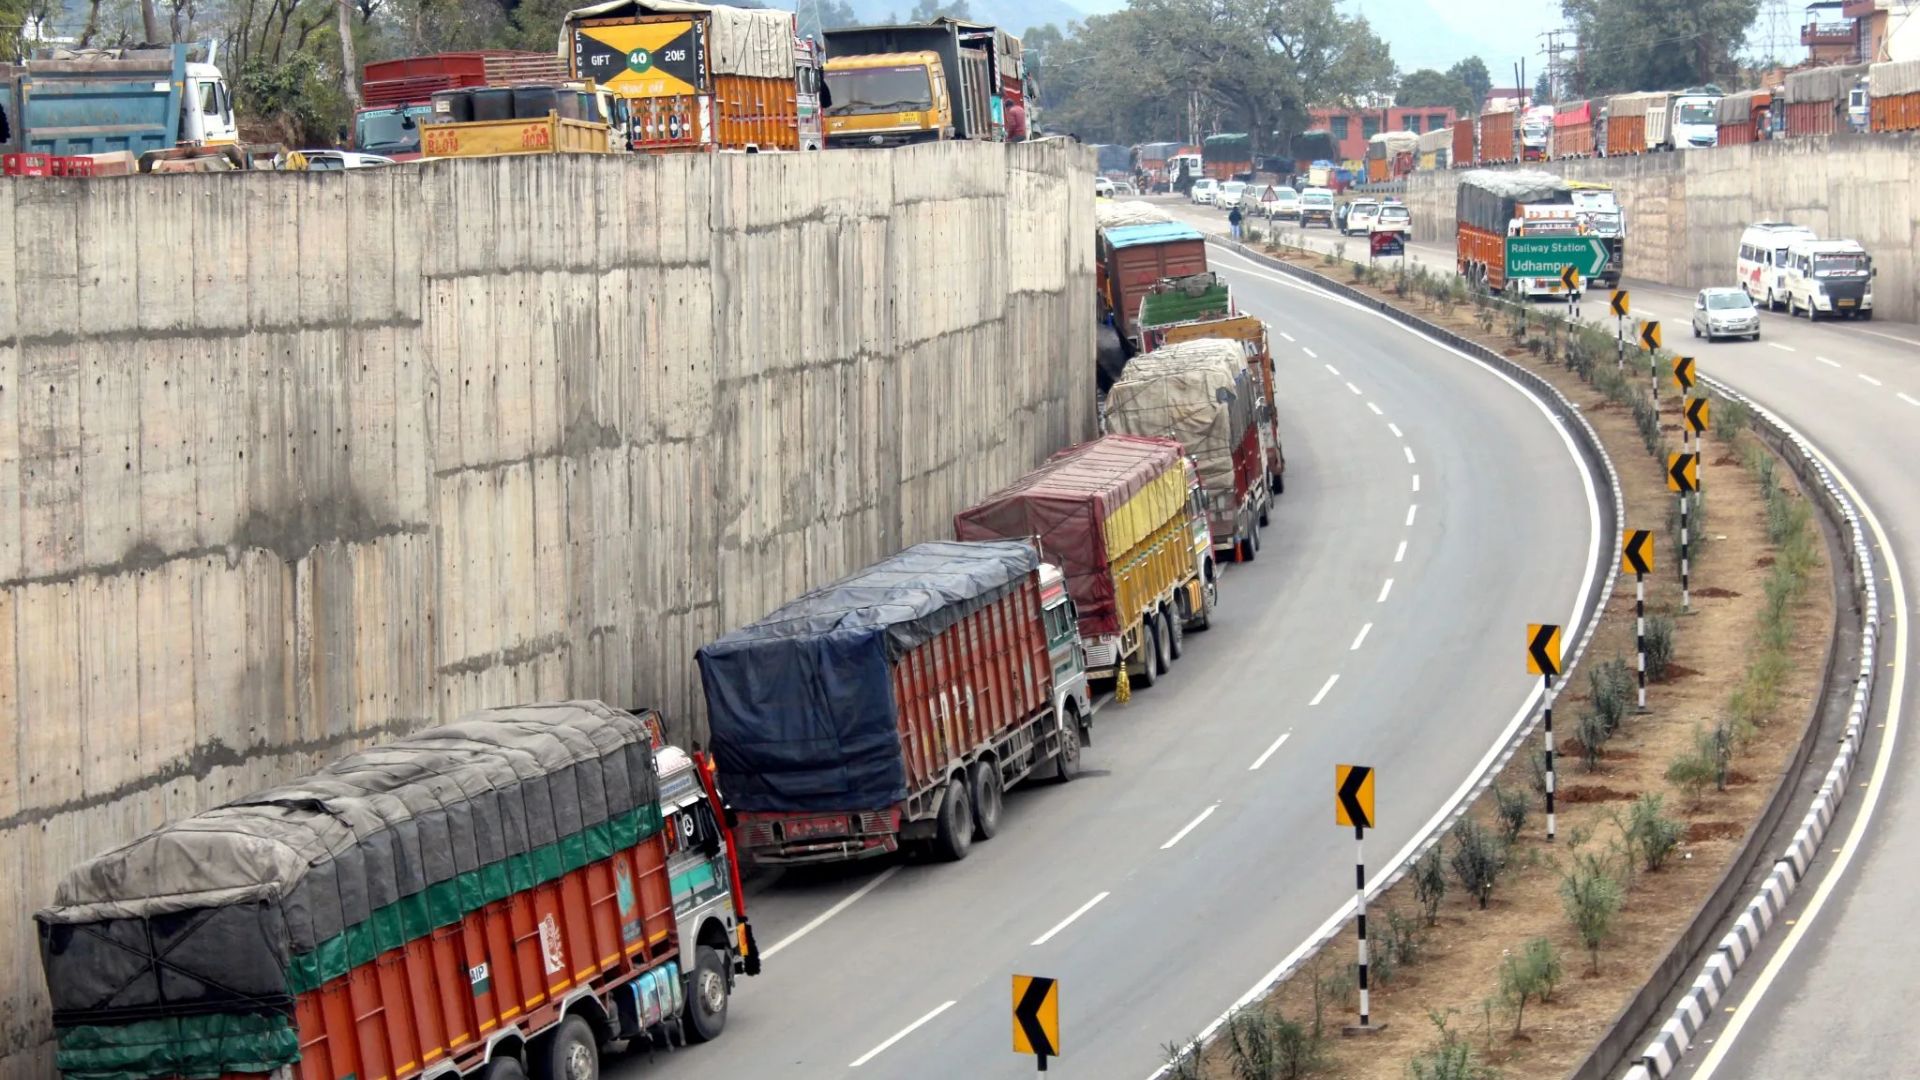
<box><xmin>1388</xmin><ymin>422</ymin><xmax>1404</xmax><ymax>438</ymax></box>
<box><xmin>1160</xmin><ymin>803</ymin><xmax>1221</xmax><ymax>850</ymax></box>
<box><xmin>1406</xmin><ymin>504</ymin><xmax>1418</xmax><ymax>527</ymax></box>
<box><xmin>1305</xmin><ymin>347</ymin><xmax>1321</xmax><ymax>359</ymax></box>
<box><xmin>1900</xmin><ymin>392</ymin><xmax>1920</xmax><ymax>407</ymax></box>
<box><xmin>1346</xmin><ymin>381</ymin><xmax>1363</xmax><ymax>396</ymax></box>
<box><xmin>1767</xmin><ymin>342</ymin><xmax>1796</xmax><ymax>353</ymax></box>
<box><xmin>1394</xmin><ymin>540</ymin><xmax>1407</xmax><ymax>563</ymax></box>
<box><xmin>1377</xmin><ymin>578</ymin><xmax>1394</xmax><ymax>602</ymax></box>
<box><xmin>1280</xmin><ymin>331</ymin><xmax>1296</xmax><ymax>342</ymax></box>
<box><xmin>1859</xmin><ymin>373</ymin><xmax>1884</xmax><ymax>387</ymax></box>
<box><xmin>849</xmin><ymin>1000</ymin><xmax>958</xmax><ymax>1067</ymax></box>
<box><xmin>1249</xmin><ymin>730</ymin><xmax>1293</xmax><ymax>771</ymax></box>
<box><xmin>1031</xmin><ymin>891</ymin><xmax>1112</xmax><ymax>946</ymax></box>
<box><xmin>1309</xmin><ymin>674</ymin><xmax>1340</xmax><ymax>706</ymax></box>
<box><xmin>1403</xmin><ymin>446</ymin><xmax>1417</xmax><ymax>464</ymax></box>
<box><xmin>1367</xmin><ymin>401</ymin><xmax>1383</xmax><ymax>415</ymax></box>
<box><xmin>1323</xmin><ymin>363</ymin><xmax>1339</xmax><ymax>376</ymax></box>
<box><xmin>1412</xmin><ymin>473</ymin><xmax>1421</xmax><ymax>492</ymax></box>
<box><xmin>1817</xmin><ymin>356</ymin><xmax>1841</xmax><ymax>368</ymax></box>
<box><xmin>1350</xmin><ymin>623</ymin><xmax>1372</xmax><ymax>651</ymax></box>
<box><xmin>763</xmin><ymin>865</ymin><xmax>900</xmax><ymax>959</ymax></box>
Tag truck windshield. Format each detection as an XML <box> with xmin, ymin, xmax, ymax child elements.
<box><xmin>1813</xmin><ymin>253</ymin><xmax>1869</xmax><ymax>276</ymax></box>
<box><xmin>1677</xmin><ymin>102</ymin><xmax>1716</xmax><ymax>125</ymax></box>
<box><xmin>356</xmin><ymin>108</ymin><xmax>427</xmax><ymax>154</ymax></box>
<box><xmin>825</xmin><ymin>66</ymin><xmax>933</xmax><ymax>116</ymax></box>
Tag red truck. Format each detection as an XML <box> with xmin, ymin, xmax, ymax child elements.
<box><xmin>699</xmin><ymin>540</ymin><xmax>1093</xmax><ymax>866</ymax></box>
<box><xmin>1097</xmin><ymin>221</ymin><xmax>1209</xmax><ymax>357</ymax></box>
<box><xmin>354</xmin><ymin>51</ymin><xmax>568</xmax><ymax>160</ymax></box>
<box><xmin>37</xmin><ymin>701</ymin><xmax>755</xmax><ymax>1080</ymax></box>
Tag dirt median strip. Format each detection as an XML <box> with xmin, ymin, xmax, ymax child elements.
<box><xmin>1160</xmin><ymin>243</ymin><xmax>1838</xmax><ymax>1080</ymax></box>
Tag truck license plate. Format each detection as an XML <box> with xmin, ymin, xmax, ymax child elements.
<box><xmin>1838</xmin><ymin>299</ymin><xmax>1855</xmax><ymax>307</ymax></box>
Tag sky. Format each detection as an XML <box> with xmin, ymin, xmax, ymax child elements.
<box><xmin>1068</xmin><ymin>0</ymin><xmax>1565</xmax><ymax>78</ymax></box>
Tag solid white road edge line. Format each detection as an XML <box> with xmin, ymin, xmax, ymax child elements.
<box><xmin>1377</xmin><ymin>578</ymin><xmax>1394</xmax><ymax>602</ymax></box>
<box><xmin>1031</xmin><ymin>891</ymin><xmax>1112</xmax><ymax>946</ymax></box>
<box><xmin>1395</xmin><ymin>540</ymin><xmax>1407</xmax><ymax>563</ymax></box>
<box><xmin>1249</xmin><ymin>730</ymin><xmax>1293</xmax><ymax>771</ymax></box>
<box><xmin>1691</xmin><ymin>406</ymin><xmax>1909</xmax><ymax>1078</ymax></box>
<box><xmin>1310</xmin><ymin>674</ymin><xmax>1340</xmax><ymax>706</ymax></box>
<box><xmin>1351</xmin><ymin>623</ymin><xmax>1373</xmax><ymax>651</ymax></box>
<box><xmin>762</xmin><ymin>865</ymin><xmax>902</xmax><ymax>960</ymax></box>
<box><xmin>1161</xmin><ymin>804</ymin><xmax>1222</xmax><ymax>850</ymax></box>
<box><xmin>1146</xmin><ymin>246</ymin><xmax>1606</xmax><ymax>1080</ymax></box>
<box><xmin>848</xmin><ymin>1000</ymin><xmax>958</xmax><ymax>1067</ymax></box>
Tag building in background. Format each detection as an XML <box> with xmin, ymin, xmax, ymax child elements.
<box><xmin>1309</xmin><ymin>105</ymin><xmax>1459</xmax><ymax>162</ymax></box>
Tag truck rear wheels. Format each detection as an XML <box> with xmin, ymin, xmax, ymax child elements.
<box><xmin>1165</xmin><ymin>602</ymin><xmax>1184</xmax><ymax>660</ymax></box>
<box><xmin>684</xmin><ymin>946</ymin><xmax>731</xmax><ymax>1043</ymax></box>
<box><xmin>934</xmin><ymin>777</ymin><xmax>974</xmax><ymax>861</ymax></box>
<box><xmin>970</xmin><ymin>761</ymin><xmax>1003</xmax><ymax>840</ymax></box>
<box><xmin>1133</xmin><ymin>617</ymin><xmax>1160</xmax><ymax>689</ymax></box>
<box><xmin>536</xmin><ymin>1015</ymin><xmax>599</xmax><ymax>1080</ymax></box>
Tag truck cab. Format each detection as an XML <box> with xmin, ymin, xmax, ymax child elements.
<box><xmin>181</xmin><ymin>60</ymin><xmax>239</xmax><ymax>145</ymax></box>
<box><xmin>824</xmin><ymin>51</ymin><xmax>952</xmax><ymax>146</ymax></box>
<box><xmin>1506</xmin><ymin>204</ymin><xmax>1585</xmax><ymax>298</ymax></box>
<box><xmin>1671</xmin><ymin>91</ymin><xmax>1722</xmax><ymax>148</ymax></box>
<box><xmin>654</xmin><ymin>744</ymin><xmax>755</xmax><ymax>988</ymax></box>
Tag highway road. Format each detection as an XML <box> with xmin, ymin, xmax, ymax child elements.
<box><xmin>1171</xmin><ymin>196</ymin><xmax>1920</xmax><ymax>1078</ymax></box>
<box><xmin>609</xmin><ymin>234</ymin><xmax>1603</xmax><ymax>1078</ymax></box>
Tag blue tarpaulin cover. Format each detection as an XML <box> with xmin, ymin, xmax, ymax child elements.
<box><xmin>696</xmin><ymin>540</ymin><xmax>1038</xmax><ymax>812</ymax></box>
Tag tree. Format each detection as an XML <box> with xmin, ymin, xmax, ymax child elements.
<box><xmin>799</xmin><ymin>0</ymin><xmax>860</xmax><ymax>40</ymax></box>
<box><xmin>337</xmin><ymin>0</ymin><xmax>362</xmax><ymax>110</ymax></box>
<box><xmin>909</xmin><ymin>0</ymin><xmax>970</xmax><ymax>21</ymax></box>
<box><xmin>1448</xmin><ymin>56</ymin><xmax>1491</xmax><ymax>111</ymax></box>
<box><xmin>1396</xmin><ymin>67</ymin><xmax>1474</xmax><ymax>112</ymax></box>
<box><xmin>1534</xmin><ymin>70</ymin><xmax>1552</xmax><ymax>103</ymax></box>
<box><xmin>1563</xmin><ymin>0</ymin><xmax>1758</xmax><ymax>94</ymax></box>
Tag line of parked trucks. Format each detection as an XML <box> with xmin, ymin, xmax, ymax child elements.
<box><xmin>0</xmin><ymin>2</ymin><xmax>1037</xmax><ymax>177</ymax></box>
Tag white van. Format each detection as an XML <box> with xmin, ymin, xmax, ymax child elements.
<box><xmin>1782</xmin><ymin>239</ymin><xmax>1874</xmax><ymax>320</ymax></box>
<box><xmin>1736</xmin><ymin>222</ymin><xmax>1818</xmax><ymax>311</ymax></box>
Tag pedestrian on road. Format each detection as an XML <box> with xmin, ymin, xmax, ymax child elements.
<box><xmin>1228</xmin><ymin>204</ymin><xmax>1244</xmax><ymax>241</ymax></box>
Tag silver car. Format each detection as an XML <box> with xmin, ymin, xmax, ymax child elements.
<box><xmin>1692</xmin><ymin>287</ymin><xmax>1761</xmax><ymax>342</ymax></box>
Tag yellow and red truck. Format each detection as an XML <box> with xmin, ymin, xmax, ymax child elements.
<box><xmin>38</xmin><ymin>701</ymin><xmax>758</xmax><ymax>1080</ymax></box>
<box><xmin>563</xmin><ymin>0</ymin><xmax>825</xmax><ymax>151</ymax></box>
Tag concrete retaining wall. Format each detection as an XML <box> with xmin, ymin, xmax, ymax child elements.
<box><xmin>0</xmin><ymin>140</ymin><xmax>1095</xmax><ymax>1073</ymax></box>
<box><xmin>1406</xmin><ymin>133</ymin><xmax>1920</xmax><ymax>321</ymax></box>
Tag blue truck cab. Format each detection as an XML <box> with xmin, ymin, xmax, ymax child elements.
<box><xmin>1</xmin><ymin>42</ymin><xmax>238</xmax><ymax>157</ymax></box>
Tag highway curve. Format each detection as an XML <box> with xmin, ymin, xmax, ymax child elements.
<box><xmin>610</xmin><ymin>244</ymin><xmax>1603</xmax><ymax>1079</ymax></box>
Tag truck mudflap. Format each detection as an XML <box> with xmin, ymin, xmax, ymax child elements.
<box><xmin>739</xmin><ymin>920</ymin><xmax>762</xmax><ymax>976</ymax></box>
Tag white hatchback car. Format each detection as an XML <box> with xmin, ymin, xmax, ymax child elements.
<box><xmin>1345</xmin><ymin>199</ymin><xmax>1380</xmax><ymax>235</ymax></box>
<box><xmin>1191</xmin><ymin>178</ymin><xmax>1220</xmax><ymax>205</ymax></box>
<box><xmin>1691</xmin><ymin>287</ymin><xmax>1761</xmax><ymax>341</ymax></box>
<box><xmin>1217</xmin><ymin>180</ymin><xmax>1247</xmax><ymax>209</ymax></box>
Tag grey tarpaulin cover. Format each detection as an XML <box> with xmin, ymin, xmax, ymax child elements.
<box><xmin>37</xmin><ymin>701</ymin><xmax>660</xmax><ymax>1079</ymax></box>
<box><xmin>697</xmin><ymin>540</ymin><xmax>1038</xmax><ymax>814</ymax></box>
<box><xmin>1095</xmin><ymin>199</ymin><xmax>1173</xmax><ymax>229</ymax></box>
<box><xmin>1105</xmin><ymin>338</ymin><xmax>1253</xmax><ymax>499</ymax></box>
<box><xmin>562</xmin><ymin>0</ymin><xmax>797</xmax><ymax>80</ymax></box>
<box><xmin>1456</xmin><ymin>168</ymin><xmax>1571</xmax><ymax>235</ymax></box>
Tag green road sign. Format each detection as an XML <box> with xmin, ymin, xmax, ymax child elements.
<box><xmin>1504</xmin><ymin>236</ymin><xmax>1610</xmax><ymax>278</ymax></box>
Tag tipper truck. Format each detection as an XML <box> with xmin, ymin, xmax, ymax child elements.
<box><xmin>1097</xmin><ymin>221</ymin><xmax>1209</xmax><ymax>358</ymax></box>
<box><xmin>36</xmin><ymin>701</ymin><xmax>755</xmax><ymax>1080</ymax></box>
<box><xmin>0</xmin><ymin>42</ymin><xmax>254</xmax><ymax>169</ymax></box>
<box><xmin>699</xmin><ymin>540</ymin><xmax>1091</xmax><ymax>866</ymax></box>
<box><xmin>956</xmin><ymin>436</ymin><xmax>1212</xmax><ymax>696</ymax></box>
<box><xmin>1105</xmin><ymin>339</ymin><xmax>1275</xmax><ymax>564</ymax></box>
<box><xmin>822</xmin><ymin>22</ymin><xmax>996</xmax><ymax>145</ymax></box>
<box><xmin>1455</xmin><ymin>168</ymin><xmax>1573</xmax><ymax>293</ymax></box>
<box><xmin>355</xmin><ymin>51</ymin><xmax>567</xmax><ymax>159</ymax></box>
<box><xmin>564</xmin><ymin>0</ymin><xmax>824</xmax><ymax>152</ymax></box>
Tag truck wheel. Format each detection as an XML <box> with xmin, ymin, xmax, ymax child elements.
<box><xmin>1133</xmin><ymin>618</ymin><xmax>1160</xmax><ymax>689</ymax></box>
<box><xmin>970</xmin><ymin>761</ymin><xmax>1003</xmax><ymax>841</ymax></box>
<box><xmin>684</xmin><ymin>946</ymin><xmax>730</xmax><ymax>1043</ymax></box>
<box><xmin>934</xmin><ymin>776</ymin><xmax>974</xmax><ymax>861</ymax></box>
<box><xmin>1052</xmin><ymin>714</ymin><xmax>1082</xmax><ymax>783</ymax></box>
<box><xmin>482</xmin><ymin>1059</ymin><xmax>529</xmax><ymax>1080</ymax></box>
<box><xmin>536</xmin><ymin>1015</ymin><xmax>599</xmax><ymax>1080</ymax></box>
<box><xmin>1165</xmin><ymin>602</ymin><xmax>1184</xmax><ymax>659</ymax></box>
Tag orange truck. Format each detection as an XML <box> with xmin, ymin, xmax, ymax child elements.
<box><xmin>1869</xmin><ymin>60</ymin><xmax>1920</xmax><ymax>132</ymax></box>
<box><xmin>38</xmin><ymin>701</ymin><xmax>758</xmax><ymax>1080</ymax></box>
<box><xmin>1452</xmin><ymin>118</ymin><xmax>1475</xmax><ymax>165</ymax></box>
<box><xmin>1455</xmin><ymin>168</ymin><xmax>1573</xmax><ymax>293</ymax></box>
<box><xmin>563</xmin><ymin>0</ymin><xmax>825</xmax><ymax>151</ymax></box>
<box><xmin>1478</xmin><ymin>107</ymin><xmax>1516</xmax><ymax>163</ymax></box>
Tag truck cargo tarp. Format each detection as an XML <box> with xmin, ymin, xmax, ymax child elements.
<box><xmin>1105</xmin><ymin>339</ymin><xmax>1253</xmax><ymax>502</ymax></box>
<box><xmin>37</xmin><ymin>701</ymin><xmax>661</xmax><ymax>1080</ymax></box>
<box><xmin>1139</xmin><ymin>281</ymin><xmax>1232</xmax><ymax>329</ymax></box>
<box><xmin>1093</xmin><ymin>143</ymin><xmax>1132</xmax><ymax>172</ymax></box>
<box><xmin>1870</xmin><ymin>59</ymin><xmax>1920</xmax><ymax>97</ymax></box>
<box><xmin>1203</xmin><ymin>132</ymin><xmax>1251</xmax><ymax>160</ymax></box>
<box><xmin>1102</xmin><ymin>221</ymin><xmax>1204</xmax><ymax>250</ymax></box>
<box><xmin>1717</xmin><ymin>90</ymin><xmax>1760</xmax><ymax>124</ymax></box>
<box><xmin>1137</xmin><ymin>140</ymin><xmax>1181</xmax><ymax>161</ymax></box>
<box><xmin>1367</xmin><ymin>131</ymin><xmax>1419</xmax><ymax>157</ymax></box>
<box><xmin>1456</xmin><ymin>168</ymin><xmax>1570</xmax><ymax>234</ymax></box>
<box><xmin>561</xmin><ymin>0</ymin><xmax>794</xmax><ymax>79</ymax></box>
<box><xmin>955</xmin><ymin>437</ymin><xmax>1182</xmax><ymax>638</ymax></box>
<box><xmin>1786</xmin><ymin>62</ymin><xmax>1867</xmax><ymax>104</ymax></box>
<box><xmin>1095</xmin><ymin>200</ymin><xmax>1174</xmax><ymax>229</ymax></box>
<box><xmin>698</xmin><ymin>540</ymin><xmax>1038</xmax><ymax>814</ymax></box>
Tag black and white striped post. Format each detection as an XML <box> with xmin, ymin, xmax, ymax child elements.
<box><xmin>1670</xmin><ymin>453</ymin><xmax>1698</xmax><ymax>613</ymax></box>
<box><xmin>1335</xmin><ymin>765</ymin><xmax>1381</xmax><ymax>1035</ymax></box>
<box><xmin>1611</xmin><ymin>290</ymin><xmax>1630</xmax><ymax>370</ymax></box>
<box><xmin>1527</xmin><ymin>624</ymin><xmax>1563</xmax><ymax>841</ymax></box>
<box><xmin>1623</xmin><ymin>529</ymin><xmax>1654</xmax><ymax>713</ymax></box>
